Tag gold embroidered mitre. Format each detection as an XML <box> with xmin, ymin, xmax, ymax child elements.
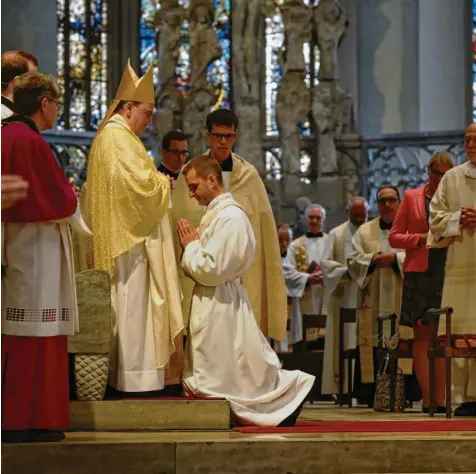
<box><xmin>98</xmin><ymin>58</ymin><xmax>155</xmax><ymax>132</ymax></box>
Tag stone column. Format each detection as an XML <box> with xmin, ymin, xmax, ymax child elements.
<box><xmin>1</xmin><ymin>0</ymin><xmax>57</xmax><ymax>76</ymax></box>
<box><xmin>418</xmin><ymin>0</ymin><xmax>471</xmax><ymax>131</ymax></box>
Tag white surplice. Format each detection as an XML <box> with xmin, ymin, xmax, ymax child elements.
<box><xmin>320</xmin><ymin>221</ymin><xmax>359</xmax><ymax>395</ymax></box>
<box><xmin>109</xmin><ymin>210</ymin><xmax>183</xmax><ymax>392</ymax></box>
<box><xmin>284</xmin><ymin>233</ymin><xmax>330</xmax><ymax>344</ymax></box>
<box><xmin>428</xmin><ymin>161</ymin><xmax>476</xmax><ymax>403</ymax></box>
<box><xmin>1</xmin><ymin>205</ymin><xmax>89</xmax><ymax>337</ymax></box>
<box><xmin>181</xmin><ymin>193</ymin><xmax>315</xmax><ymax>426</ymax></box>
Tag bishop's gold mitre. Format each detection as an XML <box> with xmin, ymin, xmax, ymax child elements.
<box><xmin>98</xmin><ymin>59</ymin><xmax>155</xmax><ymax>131</ymax></box>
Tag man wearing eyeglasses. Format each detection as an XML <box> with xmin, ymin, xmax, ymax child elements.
<box><xmin>159</xmin><ymin>130</ymin><xmax>189</xmax><ymax>183</ymax></box>
<box><xmin>171</xmin><ymin>108</ymin><xmax>287</xmax><ymax>344</ymax></box>
<box><xmin>347</xmin><ymin>186</ymin><xmax>413</xmax><ymax>406</ymax></box>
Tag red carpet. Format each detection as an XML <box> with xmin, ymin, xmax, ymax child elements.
<box><xmin>234</xmin><ymin>419</ymin><xmax>476</xmax><ymax>433</ymax></box>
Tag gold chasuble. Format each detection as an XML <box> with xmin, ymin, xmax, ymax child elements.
<box><xmin>171</xmin><ymin>153</ymin><xmax>288</xmax><ymax>341</ymax></box>
<box><xmin>83</xmin><ymin>60</ymin><xmax>184</xmax><ymax>385</ymax></box>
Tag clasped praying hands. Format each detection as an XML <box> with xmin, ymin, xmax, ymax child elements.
<box><xmin>461</xmin><ymin>206</ymin><xmax>476</xmax><ymax>230</ymax></box>
<box><xmin>177</xmin><ymin>218</ymin><xmax>200</xmax><ymax>249</ymax></box>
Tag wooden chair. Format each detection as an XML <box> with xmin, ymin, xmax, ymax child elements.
<box><xmin>375</xmin><ymin>314</ymin><xmax>413</xmax><ymax>412</ymax></box>
<box><xmin>338</xmin><ymin>308</ymin><xmax>358</xmax><ymax>408</ymax></box>
<box><xmin>426</xmin><ymin>307</ymin><xmax>476</xmax><ymax>419</ymax></box>
<box><xmin>279</xmin><ymin>313</ymin><xmax>327</xmax><ymax>402</ymax></box>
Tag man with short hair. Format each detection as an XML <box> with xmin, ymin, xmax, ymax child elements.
<box><xmin>320</xmin><ymin>197</ymin><xmax>369</xmax><ymax>397</ymax></box>
<box><xmin>428</xmin><ymin>123</ymin><xmax>476</xmax><ymax>416</ymax></box>
<box><xmin>347</xmin><ymin>186</ymin><xmax>413</xmax><ymax>405</ymax></box>
<box><xmin>171</xmin><ymin>108</ymin><xmax>287</xmax><ymax>342</ymax></box>
<box><xmin>83</xmin><ymin>60</ymin><xmax>183</xmax><ymax>393</ymax></box>
<box><xmin>159</xmin><ymin>130</ymin><xmax>189</xmax><ymax>183</ymax></box>
<box><xmin>1</xmin><ymin>72</ymin><xmax>84</xmax><ymax>442</ymax></box>
<box><xmin>177</xmin><ymin>154</ymin><xmax>314</xmax><ymax>426</ymax></box>
<box><xmin>1</xmin><ymin>50</ymin><xmax>38</xmax><ymax>119</ymax></box>
<box><xmin>285</xmin><ymin>204</ymin><xmax>330</xmax><ymax>346</ymax></box>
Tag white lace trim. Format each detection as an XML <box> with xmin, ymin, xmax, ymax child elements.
<box><xmin>2</xmin><ymin>307</ymin><xmax>73</xmax><ymax>323</ymax></box>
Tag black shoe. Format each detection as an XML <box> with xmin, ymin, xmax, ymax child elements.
<box><xmin>422</xmin><ymin>406</ymin><xmax>449</xmax><ymax>414</ymax></box>
<box><xmin>2</xmin><ymin>430</ymin><xmax>31</xmax><ymax>443</ymax></box>
<box><xmin>277</xmin><ymin>401</ymin><xmax>305</xmax><ymax>427</ymax></box>
<box><xmin>454</xmin><ymin>402</ymin><xmax>476</xmax><ymax>417</ymax></box>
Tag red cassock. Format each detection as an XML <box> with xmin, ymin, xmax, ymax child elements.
<box><xmin>1</xmin><ymin>117</ymin><xmax>78</xmax><ymax>431</ymax></box>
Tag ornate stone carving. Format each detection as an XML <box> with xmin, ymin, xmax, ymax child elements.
<box><xmin>232</xmin><ymin>0</ymin><xmax>267</xmax><ymax>173</ymax></box>
<box><xmin>154</xmin><ymin>0</ymin><xmax>186</xmax><ymax>94</ymax></box>
<box><xmin>314</xmin><ymin>0</ymin><xmax>348</xmax><ymax>81</ymax></box>
<box><xmin>312</xmin><ymin>81</ymin><xmax>352</xmax><ymax>175</ymax></box>
<box><xmin>280</xmin><ymin>0</ymin><xmax>313</xmax><ymax>73</ymax></box>
<box><xmin>276</xmin><ymin>71</ymin><xmax>311</xmax><ymax>175</ymax></box>
<box><xmin>183</xmin><ymin>86</ymin><xmax>215</xmax><ymax>158</ymax></box>
<box><xmin>188</xmin><ymin>0</ymin><xmax>222</xmax><ymax>90</ymax></box>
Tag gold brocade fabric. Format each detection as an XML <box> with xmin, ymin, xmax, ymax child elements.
<box><xmin>83</xmin><ymin>114</ymin><xmax>170</xmax><ymax>277</ymax></box>
<box><xmin>171</xmin><ymin>153</ymin><xmax>288</xmax><ymax>341</ymax></box>
<box><xmin>294</xmin><ymin>238</ymin><xmax>308</xmax><ymax>273</ymax></box>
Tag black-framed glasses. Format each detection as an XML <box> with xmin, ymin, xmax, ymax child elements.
<box><xmin>209</xmin><ymin>132</ymin><xmax>236</xmax><ymax>141</ymax></box>
<box><xmin>46</xmin><ymin>97</ymin><xmax>64</xmax><ymax>113</ymax></box>
<box><xmin>167</xmin><ymin>149</ymin><xmax>190</xmax><ymax>158</ymax></box>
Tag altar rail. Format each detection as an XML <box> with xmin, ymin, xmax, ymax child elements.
<box><xmin>44</xmin><ymin>129</ymin><xmax>466</xmax><ymax>208</ymax></box>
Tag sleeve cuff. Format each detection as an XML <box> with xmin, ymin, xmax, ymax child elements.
<box><xmin>442</xmin><ymin>210</ymin><xmax>461</xmax><ymax>237</ymax></box>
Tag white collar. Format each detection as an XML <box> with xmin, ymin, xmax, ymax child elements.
<box><xmin>463</xmin><ymin>161</ymin><xmax>476</xmax><ymax>179</ymax></box>
<box><xmin>206</xmin><ymin>192</ymin><xmax>233</xmax><ymax>212</ymax></box>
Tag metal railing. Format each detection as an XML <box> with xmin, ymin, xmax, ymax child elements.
<box><xmin>44</xmin><ymin>129</ymin><xmax>467</xmax><ymax>208</ymax></box>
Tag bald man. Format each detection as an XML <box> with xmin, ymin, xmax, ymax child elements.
<box><xmin>428</xmin><ymin>123</ymin><xmax>476</xmax><ymax>416</ymax></box>
<box><xmin>1</xmin><ymin>50</ymin><xmax>38</xmax><ymax>119</ymax></box>
<box><xmin>320</xmin><ymin>197</ymin><xmax>369</xmax><ymax>397</ymax></box>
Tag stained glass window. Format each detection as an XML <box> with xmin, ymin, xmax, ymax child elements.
<box><xmin>140</xmin><ymin>0</ymin><xmax>231</xmax><ymax>109</ymax></box>
<box><xmin>265</xmin><ymin>0</ymin><xmax>319</xmax><ymax>137</ymax></box>
<box><xmin>472</xmin><ymin>0</ymin><xmax>476</xmax><ymax>121</ymax></box>
<box><xmin>57</xmin><ymin>0</ymin><xmax>108</xmax><ymax>130</ymax></box>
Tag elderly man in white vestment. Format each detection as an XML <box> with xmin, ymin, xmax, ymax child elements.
<box><xmin>284</xmin><ymin>204</ymin><xmax>330</xmax><ymax>346</ymax></box>
<box><xmin>320</xmin><ymin>197</ymin><xmax>369</xmax><ymax>397</ymax></box>
<box><xmin>428</xmin><ymin>123</ymin><xmax>476</xmax><ymax>417</ymax></box>
<box><xmin>347</xmin><ymin>186</ymin><xmax>413</xmax><ymax>405</ymax></box>
<box><xmin>177</xmin><ymin>155</ymin><xmax>315</xmax><ymax>427</ymax></box>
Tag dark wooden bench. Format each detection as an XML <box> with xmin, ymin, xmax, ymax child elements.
<box><xmin>338</xmin><ymin>308</ymin><xmax>358</xmax><ymax>408</ymax></box>
<box><xmin>278</xmin><ymin>313</ymin><xmax>328</xmax><ymax>402</ymax></box>
<box><xmin>426</xmin><ymin>307</ymin><xmax>476</xmax><ymax>419</ymax></box>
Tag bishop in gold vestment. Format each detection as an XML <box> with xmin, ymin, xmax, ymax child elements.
<box><xmin>429</xmin><ymin>126</ymin><xmax>476</xmax><ymax>414</ymax></box>
<box><xmin>83</xmin><ymin>60</ymin><xmax>183</xmax><ymax>392</ymax></box>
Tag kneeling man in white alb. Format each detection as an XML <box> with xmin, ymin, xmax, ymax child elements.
<box><xmin>177</xmin><ymin>154</ymin><xmax>315</xmax><ymax>427</ymax></box>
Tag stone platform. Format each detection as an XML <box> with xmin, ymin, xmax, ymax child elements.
<box><xmin>3</xmin><ymin>404</ymin><xmax>476</xmax><ymax>474</ymax></box>
<box><xmin>69</xmin><ymin>399</ymin><xmax>231</xmax><ymax>431</ymax></box>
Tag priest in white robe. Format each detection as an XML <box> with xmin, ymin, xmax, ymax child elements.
<box><xmin>428</xmin><ymin>122</ymin><xmax>476</xmax><ymax>416</ymax></box>
<box><xmin>177</xmin><ymin>155</ymin><xmax>315</xmax><ymax>426</ymax></box>
<box><xmin>321</xmin><ymin>197</ymin><xmax>369</xmax><ymax>396</ymax></box>
<box><xmin>347</xmin><ymin>186</ymin><xmax>413</xmax><ymax>405</ymax></box>
<box><xmin>83</xmin><ymin>60</ymin><xmax>184</xmax><ymax>393</ymax></box>
<box><xmin>284</xmin><ymin>204</ymin><xmax>330</xmax><ymax>346</ymax></box>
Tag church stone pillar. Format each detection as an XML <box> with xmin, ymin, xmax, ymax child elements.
<box><xmin>418</xmin><ymin>0</ymin><xmax>471</xmax><ymax>131</ymax></box>
<box><xmin>356</xmin><ymin>0</ymin><xmax>419</xmax><ymax>136</ymax></box>
<box><xmin>1</xmin><ymin>0</ymin><xmax>57</xmax><ymax>76</ymax></box>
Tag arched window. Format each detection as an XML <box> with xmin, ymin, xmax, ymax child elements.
<box><xmin>57</xmin><ymin>0</ymin><xmax>108</xmax><ymax>131</ymax></box>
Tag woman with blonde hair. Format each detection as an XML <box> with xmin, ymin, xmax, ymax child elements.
<box><xmin>389</xmin><ymin>151</ymin><xmax>455</xmax><ymax>413</ymax></box>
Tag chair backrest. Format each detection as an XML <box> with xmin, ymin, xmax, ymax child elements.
<box><xmin>302</xmin><ymin>314</ymin><xmax>326</xmax><ymax>331</ymax></box>
<box><xmin>339</xmin><ymin>308</ymin><xmax>356</xmax><ymax>324</ymax></box>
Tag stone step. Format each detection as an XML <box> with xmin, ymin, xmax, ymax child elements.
<box><xmin>3</xmin><ymin>430</ymin><xmax>475</xmax><ymax>474</ymax></box>
<box><xmin>69</xmin><ymin>399</ymin><xmax>231</xmax><ymax>431</ymax></box>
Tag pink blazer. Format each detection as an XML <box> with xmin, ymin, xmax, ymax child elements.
<box><xmin>389</xmin><ymin>187</ymin><xmax>429</xmax><ymax>272</ymax></box>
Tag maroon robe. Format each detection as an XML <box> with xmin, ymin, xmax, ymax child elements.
<box><xmin>1</xmin><ymin>116</ymin><xmax>77</xmax><ymax>434</ymax></box>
